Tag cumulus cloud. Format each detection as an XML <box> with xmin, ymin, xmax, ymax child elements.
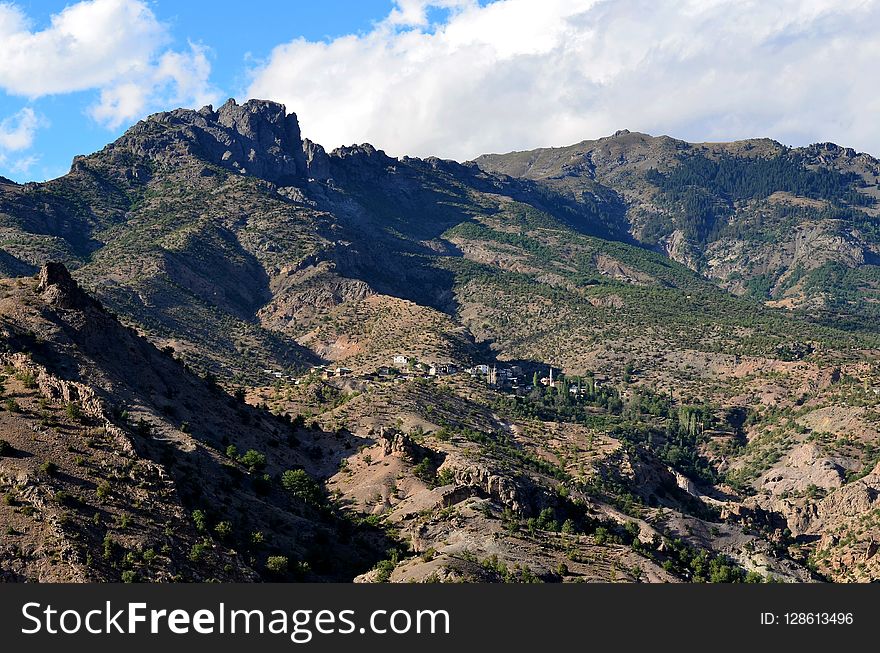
<box><xmin>0</xmin><ymin>0</ymin><xmax>220</xmax><ymax>128</ymax></box>
<box><xmin>247</xmin><ymin>0</ymin><xmax>880</xmax><ymax>160</ymax></box>
<box><xmin>6</xmin><ymin>154</ymin><xmax>39</xmax><ymax>175</ymax></box>
<box><xmin>0</xmin><ymin>0</ymin><xmax>164</xmax><ymax>97</ymax></box>
<box><xmin>89</xmin><ymin>42</ymin><xmax>219</xmax><ymax>128</ymax></box>
<box><xmin>0</xmin><ymin>107</ymin><xmax>40</xmax><ymax>151</ymax></box>
<box><xmin>0</xmin><ymin>107</ymin><xmax>44</xmax><ymax>176</ymax></box>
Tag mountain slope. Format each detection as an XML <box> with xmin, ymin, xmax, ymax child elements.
<box><xmin>1</xmin><ymin>264</ymin><xmax>390</xmax><ymax>581</ymax></box>
<box><xmin>476</xmin><ymin>131</ymin><xmax>880</xmax><ymax>317</ymax></box>
<box><xmin>2</xmin><ymin>101</ymin><xmax>880</xmax><ymax>582</ymax></box>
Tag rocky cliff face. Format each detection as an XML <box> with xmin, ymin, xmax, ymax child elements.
<box><xmin>102</xmin><ymin>98</ymin><xmax>332</xmax><ymax>184</ymax></box>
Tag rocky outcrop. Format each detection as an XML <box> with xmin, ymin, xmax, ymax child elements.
<box><xmin>326</xmin><ymin>143</ymin><xmax>398</xmax><ymax>183</ymax></box>
<box><xmin>380</xmin><ymin>427</ymin><xmax>418</xmax><ymax>458</ymax></box>
<box><xmin>2</xmin><ymin>351</ymin><xmax>137</xmax><ymax>457</ymax></box>
<box><xmin>759</xmin><ymin>443</ymin><xmax>848</xmax><ymax>495</ymax></box>
<box><xmin>260</xmin><ymin>262</ymin><xmax>374</xmax><ymax>327</ymax></box>
<box><xmin>111</xmin><ymin>98</ymin><xmax>319</xmax><ymax>184</ymax></box>
<box><xmin>378</xmin><ymin>427</ymin><xmax>436</xmax><ymax>464</ymax></box>
<box><xmin>37</xmin><ymin>262</ymin><xmax>97</xmax><ymax>310</ymax></box>
<box><xmin>721</xmin><ymin>502</ymin><xmax>789</xmax><ymax>536</ymax></box>
<box><xmin>302</xmin><ymin>138</ymin><xmax>331</xmax><ymax>180</ymax></box>
<box><xmin>377</xmin><ymin>428</ymin><xmax>527</xmax><ymax>511</ymax></box>
<box><xmin>705</xmin><ymin>222</ymin><xmax>867</xmax><ymax>300</ymax></box>
<box><xmin>450</xmin><ymin>464</ymin><xmax>528</xmax><ymax>513</ymax></box>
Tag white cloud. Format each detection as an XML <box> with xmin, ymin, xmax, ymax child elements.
<box><xmin>247</xmin><ymin>0</ymin><xmax>880</xmax><ymax>160</ymax></box>
<box><xmin>0</xmin><ymin>107</ymin><xmax>40</xmax><ymax>151</ymax></box>
<box><xmin>0</xmin><ymin>107</ymin><xmax>45</xmax><ymax>177</ymax></box>
<box><xmin>89</xmin><ymin>42</ymin><xmax>220</xmax><ymax>128</ymax></box>
<box><xmin>89</xmin><ymin>83</ymin><xmax>150</xmax><ymax>129</ymax></box>
<box><xmin>7</xmin><ymin>153</ymin><xmax>39</xmax><ymax>175</ymax></box>
<box><xmin>156</xmin><ymin>43</ymin><xmax>216</xmax><ymax>108</ymax></box>
<box><xmin>0</xmin><ymin>0</ymin><xmax>220</xmax><ymax>128</ymax></box>
<box><xmin>0</xmin><ymin>0</ymin><xmax>163</xmax><ymax>96</ymax></box>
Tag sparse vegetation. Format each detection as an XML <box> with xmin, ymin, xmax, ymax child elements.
<box><xmin>266</xmin><ymin>556</ymin><xmax>289</xmax><ymax>574</ymax></box>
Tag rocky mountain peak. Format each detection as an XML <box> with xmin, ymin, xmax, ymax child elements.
<box><xmin>37</xmin><ymin>262</ymin><xmax>95</xmax><ymax>310</ymax></box>
<box><xmin>325</xmin><ymin>143</ymin><xmax>398</xmax><ymax>183</ymax></box>
<box><xmin>301</xmin><ymin>138</ymin><xmax>331</xmax><ymax>180</ymax></box>
<box><xmin>331</xmin><ymin>143</ymin><xmax>393</xmax><ymax>162</ymax></box>
<box><xmin>803</xmin><ymin>141</ymin><xmax>859</xmax><ymax>159</ymax></box>
<box><xmin>212</xmin><ymin>98</ymin><xmax>303</xmax><ymax>154</ymax></box>
<box><xmin>108</xmin><ymin>98</ymin><xmax>317</xmax><ymax>184</ymax></box>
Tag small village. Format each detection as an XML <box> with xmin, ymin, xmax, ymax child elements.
<box><xmin>261</xmin><ymin>354</ymin><xmax>606</xmax><ymax>398</ymax></box>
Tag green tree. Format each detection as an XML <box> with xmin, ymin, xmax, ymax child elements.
<box><xmin>192</xmin><ymin>509</ymin><xmax>208</xmax><ymax>533</ymax></box>
<box><xmin>412</xmin><ymin>457</ymin><xmax>436</xmax><ymax>484</ymax></box>
<box><xmin>189</xmin><ymin>542</ymin><xmax>209</xmax><ymax>562</ymax></box>
<box><xmin>65</xmin><ymin>402</ymin><xmax>84</xmax><ymax>423</ymax></box>
<box><xmin>103</xmin><ymin>535</ymin><xmax>117</xmax><ymax>560</ymax></box>
<box><xmin>280</xmin><ymin>469</ymin><xmax>322</xmax><ymax>506</ymax></box>
<box><xmin>240</xmin><ymin>449</ymin><xmax>267</xmax><ymax>471</ymax></box>
<box><xmin>96</xmin><ymin>481</ymin><xmax>111</xmax><ymax>500</ymax></box>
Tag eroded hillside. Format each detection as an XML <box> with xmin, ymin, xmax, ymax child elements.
<box><xmin>0</xmin><ymin>265</ymin><xmax>391</xmax><ymax>581</ymax></box>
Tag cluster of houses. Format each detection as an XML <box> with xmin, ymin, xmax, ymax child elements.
<box><xmin>467</xmin><ymin>362</ymin><xmax>606</xmax><ymax>398</ymax></box>
<box><xmin>262</xmin><ymin>364</ymin><xmax>354</xmax><ymax>384</ymax></box>
<box><xmin>261</xmin><ymin>369</ymin><xmax>298</xmax><ymax>383</ymax></box>
<box><xmin>387</xmin><ymin>356</ymin><xmax>534</xmax><ymax>393</ymax></box>
<box><xmin>311</xmin><ymin>365</ymin><xmax>353</xmax><ymax>379</ymax></box>
<box><xmin>388</xmin><ymin>355</ymin><xmax>459</xmax><ymax>378</ymax></box>
<box><xmin>263</xmin><ymin>354</ymin><xmax>605</xmax><ymax>399</ymax></box>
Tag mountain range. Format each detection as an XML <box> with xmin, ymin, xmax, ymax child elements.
<box><xmin>2</xmin><ymin>99</ymin><xmax>880</xmax><ymax>582</ymax></box>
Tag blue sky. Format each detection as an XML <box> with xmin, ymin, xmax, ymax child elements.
<box><xmin>1</xmin><ymin>0</ymin><xmax>879</xmax><ymax>182</ymax></box>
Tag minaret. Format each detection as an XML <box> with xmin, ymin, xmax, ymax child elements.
<box><xmin>549</xmin><ymin>366</ymin><xmax>554</xmax><ymax>388</ymax></box>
